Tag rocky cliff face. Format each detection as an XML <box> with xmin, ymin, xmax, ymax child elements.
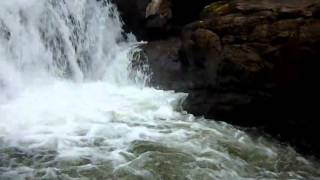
<box><xmin>115</xmin><ymin>0</ymin><xmax>320</xmax><ymax>156</ymax></box>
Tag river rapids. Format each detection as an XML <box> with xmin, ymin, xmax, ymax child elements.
<box><xmin>0</xmin><ymin>0</ymin><xmax>319</xmax><ymax>179</ymax></box>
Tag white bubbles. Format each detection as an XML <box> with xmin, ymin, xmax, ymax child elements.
<box><xmin>0</xmin><ymin>0</ymin><xmax>320</xmax><ymax>179</ymax></box>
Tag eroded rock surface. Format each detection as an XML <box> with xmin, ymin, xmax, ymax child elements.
<box><xmin>116</xmin><ymin>0</ymin><xmax>320</xmax><ymax>156</ymax></box>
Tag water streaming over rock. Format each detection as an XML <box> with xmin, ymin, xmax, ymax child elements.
<box><xmin>0</xmin><ymin>0</ymin><xmax>320</xmax><ymax>179</ymax></box>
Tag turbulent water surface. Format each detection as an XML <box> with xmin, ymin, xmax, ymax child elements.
<box><xmin>0</xmin><ymin>0</ymin><xmax>320</xmax><ymax>179</ymax></box>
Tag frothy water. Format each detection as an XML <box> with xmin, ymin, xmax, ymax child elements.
<box><xmin>0</xmin><ymin>0</ymin><xmax>320</xmax><ymax>179</ymax></box>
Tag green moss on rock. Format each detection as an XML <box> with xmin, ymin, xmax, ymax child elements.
<box><xmin>201</xmin><ymin>1</ymin><xmax>234</xmax><ymax>19</ymax></box>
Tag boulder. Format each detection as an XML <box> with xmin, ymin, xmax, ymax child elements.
<box><xmin>113</xmin><ymin>0</ymin><xmax>174</xmax><ymax>40</ymax></box>
<box><xmin>143</xmin><ymin>0</ymin><xmax>320</xmax><ymax>156</ymax></box>
<box><xmin>112</xmin><ymin>0</ymin><xmax>150</xmax><ymax>39</ymax></box>
<box><xmin>145</xmin><ymin>0</ymin><xmax>172</xmax><ymax>28</ymax></box>
<box><xmin>113</xmin><ymin>0</ymin><xmax>219</xmax><ymax>40</ymax></box>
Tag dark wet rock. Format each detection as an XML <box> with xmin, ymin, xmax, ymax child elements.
<box><xmin>113</xmin><ymin>0</ymin><xmax>219</xmax><ymax>40</ymax></box>
<box><xmin>170</xmin><ymin>0</ymin><xmax>218</xmax><ymax>25</ymax></box>
<box><xmin>145</xmin><ymin>0</ymin><xmax>172</xmax><ymax>29</ymax></box>
<box><xmin>112</xmin><ymin>0</ymin><xmax>173</xmax><ymax>40</ymax></box>
<box><xmin>140</xmin><ymin>0</ymin><xmax>320</xmax><ymax>156</ymax></box>
<box><xmin>201</xmin><ymin>0</ymin><xmax>234</xmax><ymax>18</ymax></box>
<box><xmin>112</xmin><ymin>0</ymin><xmax>150</xmax><ymax>39</ymax></box>
<box><xmin>299</xmin><ymin>19</ymin><xmax>320</xmax><ymax>44</ymax></box>
<box><xmin>201</xmin><ymin>0</ymin><xmax>318</xmax><ymax>19</ymax></box>
<box><xmin>142</xmin><ymin>38</ymin><xmax>191</xmax><ymax>90</ymax></box>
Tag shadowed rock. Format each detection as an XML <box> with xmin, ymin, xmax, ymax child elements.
<box><xmin>138</xmin><ymin>0</ymin><xmax>320</xmax><ymax>156</ymax></box>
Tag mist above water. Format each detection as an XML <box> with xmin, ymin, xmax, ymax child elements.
<box><xmin>0</xmin><ymin>0</ymin><xmax>319</xmax><ymax>179</ymax></box>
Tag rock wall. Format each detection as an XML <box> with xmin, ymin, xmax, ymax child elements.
<box><xmin>115</xmin><ymin>0</ymin><xmax>320</xmax><ymax>156</ymax></box>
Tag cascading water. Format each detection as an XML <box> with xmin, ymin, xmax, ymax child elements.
<box><xmin>0</xmin><ymin>0</ymin><xmax>319</xmax><ymax>179</ymax></box>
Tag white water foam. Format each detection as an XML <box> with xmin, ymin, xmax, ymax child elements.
<box><xmin>0</xmin><ymin>0</ymin><xmax>319</xmax><ymax>179</ymax></box>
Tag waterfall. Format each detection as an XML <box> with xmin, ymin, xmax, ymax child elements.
<box><xmin>0</xmin><ymin>0</ymin><xmax>320</xmax><ymax>179</ymax></box>
<box><xmin>0</xmin><ymin>0</ymin><xmax>145</xmax><ymax>91</ymax></box>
